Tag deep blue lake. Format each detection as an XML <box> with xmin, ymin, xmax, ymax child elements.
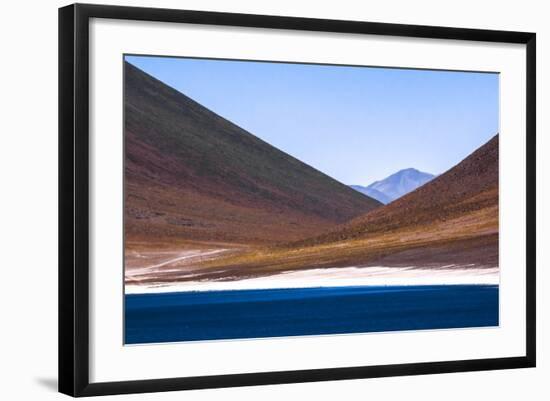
<box><xmin>125</xmin><ymin>285</ymin><xmax>498</xmax><ymax>344</ymax></box>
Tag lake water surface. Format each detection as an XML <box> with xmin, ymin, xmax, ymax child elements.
<box><xmin>125</xmin><ymin>284</ymin><xmax>498</xmax><ymax>344</ymax></box>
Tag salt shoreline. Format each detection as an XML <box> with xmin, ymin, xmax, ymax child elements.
<box><xmin>125</xmin><ymin>265</ymin><xmax>499</xmax><ymax>294</ymax></box>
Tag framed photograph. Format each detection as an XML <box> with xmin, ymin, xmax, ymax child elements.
<box><xmin>59</xmin><ymin>3</ymin><xmax>536</xmax><ymax>397</ymax></box>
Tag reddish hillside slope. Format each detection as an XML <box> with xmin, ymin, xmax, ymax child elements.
<box><xmin>124</xmin><ymin>62</ymin><xmax>381</xmax><ymax>245</ymax></box>
<box><xmin>299</xmin><ymin>134</ymin><xmax>498</xmax><ymax>247</ymax></box>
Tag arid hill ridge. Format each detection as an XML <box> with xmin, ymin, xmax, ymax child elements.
<box><xmin>124</xmin><ymin>61</ymin><xmax>381</xmax><ymax>245</ymax></box>
<box><xmin>293</xmin><ymin>134</ymin><xmax>499</xmax><ymax>247</ymax></box>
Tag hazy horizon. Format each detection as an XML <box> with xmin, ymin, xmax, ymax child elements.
<box><xmin>125</xmin><ymin>55</ymin><xmax>499</xmax><ymax>185</ymax></box>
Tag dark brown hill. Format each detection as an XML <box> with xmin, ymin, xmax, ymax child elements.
<box><xmin>297</xmin><ymin>134</ymin><xmax>499</xmax><ymax>246</ymax></box>
<box><xmin>124</xmin><ymin>61</ymin><xmax>381</xmax><ymax>245</ymax></box>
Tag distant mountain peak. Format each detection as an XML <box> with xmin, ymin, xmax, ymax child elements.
<box><xmin>387</xmin><ymin>167</ymin><xmax>431</xmax><ymax>178</ymax></box>
<box><xmin>350</xmin><ymin>168</ymin><xmax>435</xmax><ymax>204</ymax></box>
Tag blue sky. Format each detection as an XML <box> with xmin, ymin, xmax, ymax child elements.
<box><xmin>126</xmin><ymin>55</ymin><xmax>499</xmax><ymax>185</ymax></box>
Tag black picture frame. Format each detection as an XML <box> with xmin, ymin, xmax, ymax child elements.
<box><xmin>59</xmin><ymin>3</ymin><xmax>536</xmax><ymax>397</ymax></box>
